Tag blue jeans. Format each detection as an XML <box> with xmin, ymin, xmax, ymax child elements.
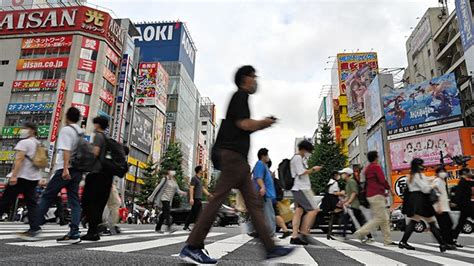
<box><xmin>33</xmin><ymin>169</ymin><xmax>82</xmax><ymax>234</ymax></box>
<box><xmin>246</xmin><ymin>198</ymin><xmax>276</xmax><ymax>236</ymax></box>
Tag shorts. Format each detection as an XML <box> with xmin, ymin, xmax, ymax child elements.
<box><xmin>292</xmin><ymin>189</ymin><xmax>318</xmax><ymax>211</ymax></box>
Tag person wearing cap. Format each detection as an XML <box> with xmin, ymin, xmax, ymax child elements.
<box><xmin>354</xmin><ymin>151</ymin><xmax>395</xmax><ymax>246</ymax></box>
<box><xmin>0</xmin><ymin>122</ymin><xmax>42</xmax><ymax>240</ymax></box>
<box><xmin>180</xmin><ymin>66</ymin><xmax>294</xmax><ymax>264</ymax></box>
<box><xmin>340</xmin><ymin>167</ymin><xmax>373</xmax><ymax>241</ymax></box>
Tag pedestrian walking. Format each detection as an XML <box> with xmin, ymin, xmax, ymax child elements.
<box><xmin>340</xmin><ymin>167</ymin><xmax>373</xmax><ymax>241</ymax></box>
<box><xmin>0</xmin><ymin>122</ymin><xmax>43</xmax><ymax>239</ymax></box>
<box><xmin>452</xmin><ymin>168</ymin><xmax>474</xmax><ymax>248</ymax></box>
<box><xmin>433</xmin><ymin>167</ymin><xmax>456</xmax><ymax>250</ymax></box>
<box><xmin>183</xmin><ymin>166</ymin><xmax>212</xmax><ymax>231</ymax></box>
<box><xmin>322</xmin><ymin>170</ymin><xmax>345</xmax><ymax>240</ymax></box>
<box><xmin>179</xmin><ymin>66</ymin><xmax>294</xmax><ymax>264</ymax></box>
<box><xmin>247</xmin><ymin>148</ymin><xmax>277</xmax><ymax>237</ymax></box>
<box><xmin>290</xmin><ymin>140</ymin><xmax>322</xmax><ymax>245</ymax></box>
<box><xmin>81</xmin><ymin>116</ymin><xmax>114</xmax><ymax>241</ymax></box>
<box><xmin>100</xmin><ymin>177</ymin><xmax>122</xmax><ymax>235</ymax></box>
<box><xmin>354</xmin><ymin>151</ymin><xmax>395</xmax><ymax>246</ymax></box>
<box><xmin>149</xmin><ymin>169</ymin><xmax>187</xmax><ymax>233</ymax></box>
<box><xmin>31</xmin><ymin>107</ymin><xmax>85</xmax><ymax>243</ymax></box>
<box><xmin>270</xmin><ymin>160</ymin><xmax>291</xmax><ymax>239</ymax></box>
<box><xmin>398</xmin><ymin>158</ymin><xmax>447</xmax><ymax>252</ymax></box>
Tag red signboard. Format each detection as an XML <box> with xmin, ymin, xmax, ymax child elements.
<box><xmin>81</xmin><ymin>36</ymin><xmax>99</xmax><ymax>51</ymax></box>
<box><xmin>100</xmin><ymin>89</ymin><xmax>114</xmax><ymax>106</ymax></box>
<box><xmin>16</xmin><ymin>57</ymin><xmax>68</xmax><ymax>70</ymax></box>
<box><xmin>21</xmin><ymin>35</ymin><xmax>73</xmax><ymax>49</ymax></box>
<box><xmin>0</xmin><ymin>6</ymin><xmax>123</xmax><ymax>52</ymax></box>
<box><xmin>78</xmin><ymin>58</ymin><xmax>96</xmax><ymax>72</ymax></box>
<box><xmin>105</xmin><ymin>46</ymin><xmax>120</xmax><ymax>66</ymax></box>
<box><xmin>103</xmin><ymin>67</ymin><xmax>117</xmax><ymax>86</ymax></box>
<box><xmin>12</xmin><ymin>79</ymin><xmax>59</xmax><ymax>92</ymax></box>
<box><xmin>71</xmin><ymin>103</ymin><xmax>90</xmax><ymax>118</ymax></box>
<box><xmin>50</xmin><ymin>80</ymin><xmax>66</xmax><ymax>142</ymax></box>
<box><xmin>73</xmin><ymin>80</ymin><xmax>93</xmax><ymax>95</ymax></box>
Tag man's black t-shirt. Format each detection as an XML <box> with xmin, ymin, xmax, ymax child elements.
<box><xmin>215</xmin><ymin>90</ymin><xmax>251</xmax><ymax>158</ymax></box>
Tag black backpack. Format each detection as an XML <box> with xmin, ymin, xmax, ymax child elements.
<box><xmin>278</xmin><ymin>158</ymin><xmax>294</xmax><ymax>190</ymax></box>
<box><xmin>101</xmin><ymin>135</ymin><xmax>129</xmax><ymax>178</ymax></box>
<box><xmin>68</xmin><ymin>126</ymin><xmax>95</xmax><ymax>172</ymax></box>
<box><xmin>355</xmin><ymin>177</ymin><xmax>370</xmax><ymax>208</ymax></box>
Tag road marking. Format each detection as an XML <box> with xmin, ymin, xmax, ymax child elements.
<box><xmin>0</xmin><ymin>229</ymin><xmax>69</xmax><ymax>234</ymax></box>
<box><xmin>427</xmin><ymin>243</ymin><xmax>474</xmax><ymax>253</ymax></box>
<box><xmin>0</xmin><ymin>232</ymin><xmax>66</xmax><ymax>240</ymax></box>
<box><xmin>409</xmin><ymin>243</ymin><xmax>474</xmax><ymax>259</ymax></box>
<box><xmin>265</xmin><ymin>237</ymin><xmax>319</xmax><ymax>265</ymax></box>
<box><xmin>371</xmin><ymin>242</ymin><xmax>472</xmax><ymax>266</ymax></box>
<box><xmin>172</xmin><ymin>234</ymin><xmax>253</xmax><ymax>259</ymax></box>
<box><xmin>316</xmin><ymin>238</ymin><xmax>405</xmax><ymax>266</ymax></box>
<box><xmin>86</xmin><ymin>232</ymin><xmax>224</xmax><ymax>253</ymax></box>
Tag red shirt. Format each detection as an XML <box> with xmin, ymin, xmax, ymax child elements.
<box><xmin>365</xmin><ymin>162</ymin><xmax>390</xmax><ymax>197</ymax></box>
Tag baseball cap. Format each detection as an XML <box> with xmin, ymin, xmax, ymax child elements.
<box><xmin>339</xmin><ymin>168</ymin><xmax>354</xmax><ymax>175</ymax></box>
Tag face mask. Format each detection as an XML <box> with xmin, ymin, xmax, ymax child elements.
<box><xmin>439</xmin><ymin>172</ymin><xmax>448</xmax><ymax>179</ymax></box>
<box><xmin>19</xmin><ymin>129</ymin><xmax>30</xmax><ymax>139</ymax></box>
<box><xmin>169</xmin><ymin>171</ymin><xmax>176</xmax><ymax>177</ymax></box>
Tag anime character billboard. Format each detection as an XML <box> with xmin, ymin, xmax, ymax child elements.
<box><xmin>382</xmin><ymin>73</ymin><xmax>462</xmax><ymax>140</ymax></box>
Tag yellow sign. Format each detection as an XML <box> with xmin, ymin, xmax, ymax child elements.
<box><xmin>126</xmin><ymin>174</ymin><xmax>144</xmax><ymax>185</ymax></box>
<box><xmin>0</xmin><ymin>151</ymin><xmax>15</xmax><ymax>161</ymax></box>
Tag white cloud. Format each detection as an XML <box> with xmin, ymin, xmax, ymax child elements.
<box><xmin>100</xmin><ymin>0</ymin><xmax>451</xmax><ymax>167</ymax></box>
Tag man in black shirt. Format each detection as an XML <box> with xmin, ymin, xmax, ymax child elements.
<box><xmin>183</xmin><ymin>166</ymin><xmax>212</xmax><ymax>231</ymax></box>
<box><xmin>180</xmin><ymin>66</ymin><xmax>294</xmax><ymax>264</ymax></box>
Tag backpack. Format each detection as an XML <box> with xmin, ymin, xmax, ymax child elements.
<box><xmin>356</xmin><ymin>171</ymin><xmax>370</xmax><ymax>208</ymax></box>
<box><xmin>68</xmin><ymin>126</ymin><xmax>96</xmax><ymax>172</ymax></box>
<box><xmin>25</xmin><ymin>140</ymin><xmax>48</xmax><ymax>169</ymax></box>
<box><xmin>278</xmin><ymin>158</ymin><xmax>293</xmax><ymax>190</ymax></box>
<box><xmin>100</xmin><ymin>135</ymin><xmax>129</xmax><ymax>178</ymax></box>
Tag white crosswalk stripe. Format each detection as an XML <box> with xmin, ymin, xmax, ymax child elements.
<box><xmin>1</xmin><ymin>224</ymin><xmax>473</xmax><ymax>265</ymax></box>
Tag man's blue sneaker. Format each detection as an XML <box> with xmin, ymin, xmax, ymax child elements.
<box><xmin>179</xmin><ymin>245</ymin><xmax>217</xmax><ymax>264</ymax></box>
<box><xmin>266</xmin><ymin>246</ymin><xmax>295</xmax><ymax>259</ymax></box>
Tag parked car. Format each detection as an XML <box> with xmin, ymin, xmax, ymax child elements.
<box><xmin>170</xmin><ymin>202</ymin><xmax>239</xmax><ymax>227</ymax></box>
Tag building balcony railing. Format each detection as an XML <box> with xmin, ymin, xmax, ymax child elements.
<box><xmin>436</xmin><ymin>32</ymin><xmax>460</xmax><ymax>61</ymax></box>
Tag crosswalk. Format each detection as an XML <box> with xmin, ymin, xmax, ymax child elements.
<box><xmin>0</xmin><ymin>223</ymin><xmax>473</xmax><ymax>265</ymax></box>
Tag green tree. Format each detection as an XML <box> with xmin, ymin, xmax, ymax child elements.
<box><xmin>158</xmin><ymin>142</ymin><xmax>187</xmax><ymax>207</ymax></box>
<box><xmin>308</xmin><ymin>120</ymin><xmax>347</xmax><ymax>194</ymax></box>
<box><xmin>136</xmin><ymin>160</ymin><xmax>158</xmax><ymax>207</ymax></box>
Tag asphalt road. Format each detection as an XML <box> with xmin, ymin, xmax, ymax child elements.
<box><xmin>0</xmin><ymin>222</ymin><xmax>473</xmax><ymax>265</ymax></box>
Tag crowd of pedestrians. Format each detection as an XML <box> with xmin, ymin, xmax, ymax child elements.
<box><xmin>0</xmin><ymin>66</ymin><xmax>473</xmax><ymax>265</ymax></box>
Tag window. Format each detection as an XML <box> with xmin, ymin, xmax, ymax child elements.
<box><xmin>201</xmin><ymin>131</ymin><xmax>207</xmax><ymax>136</ymax></box>
<box><xmin>99</xmin><ymin>100</ymin><xmax>111</xmax><ymax>115</ymax></box>
<box><xmin>428</xmin><ymin>49</ymin><xmax>431</xmax><ymax>57</ymax></box>
<box><xmin>0</xmin><ymin>81</ymin><xmax>4</xmax><ymax>87</ymax></box>
<box><xmin>414</xmin><ymin>63</ymin><xmax>418</xmax><ymax>72</ymax></box>
<box><xmin>102</xmin><ymin>78</ymin><xmax>115</xmax><ymax>93</ymax></box>
<box><xmin>77</xmin><ymin>70</ymin><xmax>94</xmax><ymax>82</ymax></box>
<box><xmin>1</xmin><ymin>60</ymin><xmax>8</xmax><ymax>65</ymax></box>
<box><xmin>201</xmin><ymin>121</ymin><xmax>207</xmax><ymax>126</ymax></box>
<box><xmin>72</xmin><ymin>92</ymin><xmax>91</xmax><ymax>105</ymax></box>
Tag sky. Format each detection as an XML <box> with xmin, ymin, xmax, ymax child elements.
<box><xmin>98</xmin><ymin>0</ymin><xmax>455</xmax><ymax>168</ymax></box>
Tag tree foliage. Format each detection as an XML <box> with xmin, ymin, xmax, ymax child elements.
<box><xmin>308</xmin><ymin>120</ymin><xmax>347</xmax><ymax>194</ymax></box>
<box><xmin>136</xmin><ymin>160</ymin><xmax>158</xmax><ymax>207</ymax></box>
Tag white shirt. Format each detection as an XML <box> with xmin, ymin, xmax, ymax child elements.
<box><xmin>14</xmin><ymin>137</ymin><xmax>42</xmax><ymax>181</ymax></box>
<box><xmin>327</xmin><ymin>179</ymin><xmax>340</xmax><ymax>194</ymax></box>
<box><xmin>54</xmin><ymin>124</ymin><xmax>83</xmax><ymax>171</ymax></box>
<box><xmin>432</xmin><ymin>177</ymin><xmax>451</xmax><ymax>212</ymax></box>
<box><xmin>290</xmin><ymin>154</ymin><xmax>311</xmax><ymax>191</ymax></box>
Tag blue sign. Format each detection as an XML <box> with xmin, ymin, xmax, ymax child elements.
<box><xmin>456</xmin><ymin>0</ymin><xmax>474</xmax><ymax>51</ymax></box>
<box><xmin>117</xmin><ymin>54</ymin><xmax>129</xmax><ymax>103</ymax></box>
<box><xmin>134</xmin><ymin>22</ymin><xmax>196</xmax><ymax>80</ymax></box>
<box><xmin>7</xmin><ymin>102</ymin><xmax>54</xmax><ymax>113</ymax></box>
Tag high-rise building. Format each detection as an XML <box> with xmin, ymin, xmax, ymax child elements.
<box><xmin>0</xmin><ymin>5</ymin><xmax>126</xmax><ymax>177</ymax></box>
<box><xmin>198</xmin><ymin>97</ymin><xmax>216</xmax><ymax>179</ymax></box>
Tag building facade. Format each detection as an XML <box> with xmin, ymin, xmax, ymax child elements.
<box><xmin>198</xmin><ymin>97</ymin><xmax>216</xmax><ymax>179</ymax></box>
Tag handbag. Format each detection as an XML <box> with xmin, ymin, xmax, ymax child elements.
<box><xmin>429</xmin><ymin>188</ymin><xmax>440</xmax><ymax>204</ymax></box>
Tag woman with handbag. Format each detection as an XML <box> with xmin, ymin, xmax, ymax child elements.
<box><xmin>321</xmin><ymin>171</ymin><xmax>345</xmax><ymax>240</ymax></box>
<box><xmin>148</xmin><ymin>169</ymin><xmax>187</xmax><ymax>233</ymax></box>
<box><xmin>398</xmin><ymin>158</ymin><xmax>447</xmax><ymax>252</ymax></box>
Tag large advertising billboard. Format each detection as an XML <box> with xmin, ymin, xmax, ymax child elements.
<box><xmin>0</xmin><ymin>6</ymin><xmax>123</xmax><ymax>51</ymax></box>
<box><xmin>336</xmin><ymin>52</ymin><xmax>378</xmax><ymax>96</ymax></box>
<box><xmin>346</xmin><ymin>65</ymin><xmax>377</xmax><ymax>117</ymax></box>
<box><xmin>136</xmin><ymin>62</ymin><xmax>168</xmax><ymax>112</ymax></box>
<box><xmin>134</xmin><ymin>22</ymin><xmax>196</xmax><ymax>80</ymax></box>
<box><xmin>389</xmin><ymin>130</ymin><xmax>462</xmax><ymax>171</ymax></box>
<box><xmin>130</xmin><ymin>109</ymin><xmax>153</xmax><ymax>154</ymax></box>
<box><xmin>365</xmin><ymin>74</ymin><xmax>394</xmax><ymax>130</ymax></box>
<box><xmin>152</xmin><ymin>112</ymin><xmax>166</xmax><ymax>162</ymax></box>
<box><xmin>367</xmin><ymin>127</ymin><xmax>388</xmax><ymax>177</ymax></box>
<box><xmin>17</xmin><ymin>57</ymin><xmax>68</xmax><ymax>70</ymax></box>
<box><xmin>456</xmin><ymin>0</ymin><xmax>474</xmax><ymax>51</ymax></box>
<box><xmin>382</xmin><ymin>73</ymin><xmax>463</xmax><ymax>140</ymax></box>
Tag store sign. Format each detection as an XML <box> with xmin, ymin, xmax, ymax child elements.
<box><xmin>408</xmin><ymin>16</ymin><xmax>431</xmax><ymax>55</ymax></box>
<box><xmin>0</xmin><ymin>151</ymin><xmax>15</xmax><ymax>162</ymax></box>
<box><xmin>21</xmin><ymin>35</ymin><xmax>72</xmax><ymax>49</ymax></box>
<box><xmin>16</xmin><ymin>57</ymin><xmax>68</xmax><ymax>70</ymax></box>
<box><xmin>78</xmin><ymin>58</ymin><xmax>96</xmax><ymax>72</ymax></box>
<box><xmin>0</xmin><ymin>6</ymin><xmax>123</xmax><ymax>51</ymax></box>
<box><xmin>100</xmin><ymin>89</ymin><xmax>114</xmax><ymax>106</ymax></box>
<box><xmin>112</xmin><ymin>102</ymin><xmax>124</xmax><ymax>142</ymax></box>
<box><xmin>103</xmin><ymin>67</ymin><xmax>116</xmax><ymax>85</ymax></box>
<box><xmin>337</xmin><ymin>52</ymin><xmax>378</xmax><ymax>96</ymax></box>
<box><xmin>456</xmin><ymin>0</ymin><xmax>474</xmax><ymax>51</ymax></box>
<box><xmin>1</xmin><ymin>125</ymin><xmax>50</xmax><ymax>138</ymax></box>
<box><xmin>7</xmin><ymin>102</ymin><xmax>54</xmax><ymax>113</ymax></box>
<box><xmin>105</xmin><ymin>45</ymin><xmax>120</xmax><ymax>66</ymax></box>
<box><xmin>81</xmin><ymin>36</ymin><xmax>99</xmax><ymax>51</ymax></box>
<box><xmin>73</xmin><ymin>80</ymin><xmax>93</xmax><ymax>95</ymax></box>
<box><xmin>117</xmin><ymin>54</ymin><xmax>129</xmax><ymax>103</ymax></box>
<box><xmin>71</xmin><ymin>103</ymin><xmax>89</xmax><ymax>117</ymax></box>
<box><xmin>136</xmin><ymin>62</ymin><xmax>168</xmax><ymax>110</ymax></box>
<box><xmin>50</xmin><ymin>80</ymin><xmax>65</xmax><ymax>142</ymax></box>
<box><xmin>12</xmin><ymin>79</ymin><xmax>59</xmax><ymax>92</ymax></box>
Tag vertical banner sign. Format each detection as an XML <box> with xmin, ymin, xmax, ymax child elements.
<box><xmin>73</xmin><ymin>80</ymin><xmax>93</xmax><ymax>95</ymax></box>
<box><xmin>48</xmin><ymin>80</ymin><xmax>66</xmax><ymax>170</ymax></box>
<box><xmin>112</xmin><ymin>103</ymin><xmax>124</xmax><ymax>142</ymax></box>
<box><xmin>82</xmin><ymin>36</ymin><xmax>99</xmax><ymax>51</ymax></box>
<box><xmin>100</xmin><ymin>89</ymin><xmax>114</xmax><ymax>106</ymax></box>
<box><xmin>456</xmin><ymin>0</ymin><xmax>474</xmax><ymax>51</ymax></box>
<box><xmin>117</xmin><ymin>54</ymin><xmax>129</xmax><ymax>103</ymax></box>
<box><xmin>71</xmin><ymin>103</ymin><xmax>90</xmax><ymax>118</ymax></box>
<box><xmin>336</xmin><ymin>52</ymin><xmax>378</xmax><ymax>96</ymax></box>
<box><xmin>105</xmin><ymin>46</ymin><xmax>120</xmax><ymax>66</ymax></box>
